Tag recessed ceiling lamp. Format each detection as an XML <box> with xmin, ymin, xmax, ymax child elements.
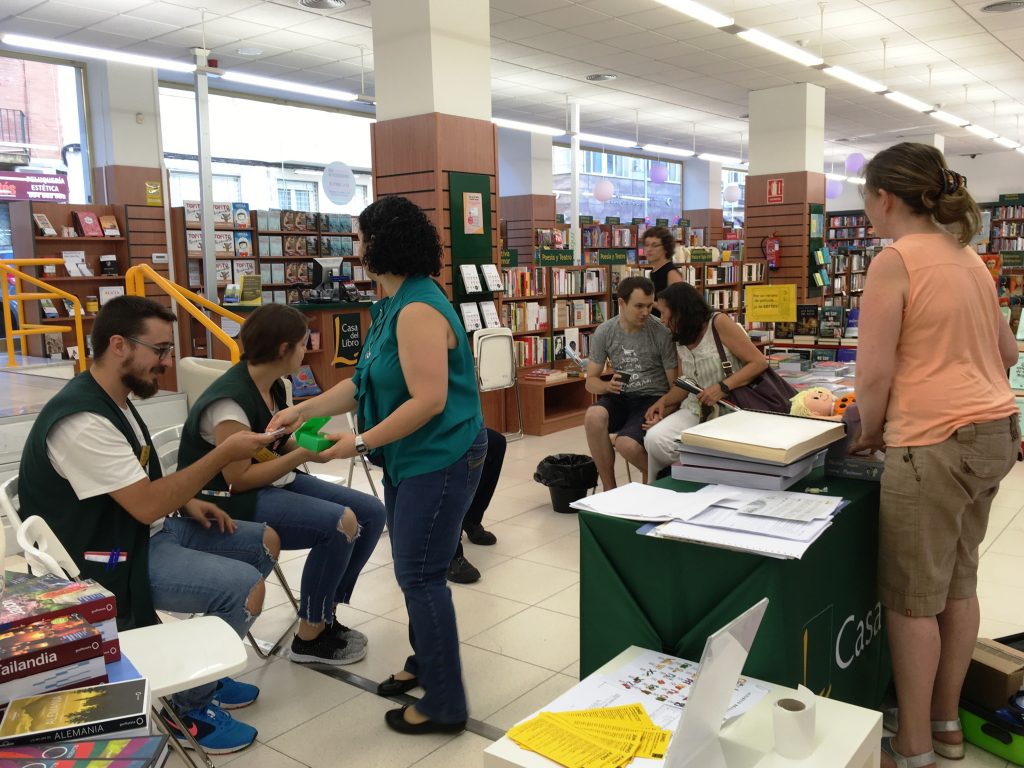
<box><xmin>653</xmin><ymin>0</ymin><xmax>734</xmax><ymax>28</ymax></box>
<box><xmin>884</xmin><ymin>91</ymin><xmax>931</xmax><ymax>112</ymax></box>
<box><xmin>578</xmin><ymin>132</ymin><xmax>636</xmax><ymax>148</ymax></box>
<box><xmin>822</xmin><ymin>66</ymin><xmax>885</xmax><ymax>93</ymax></box>
<box><xmin>492</xmin><ymin>117</ymin><xmax>564</xmax><ymax>136</ymax></box>
<box><xmin>642</xmin><ymin>143</ymin><xmax>695</xmax><ymax>158</ymax></box>
<box><xmin>299</xmin><ymin>0</ymin><xmax>346</xmax><ymax>9</ymax></box>
<box><xmin>236</xmin><ymin>47</ymin><xmax>262</xmax><ymax>56</ymax></box>
<box><xmin>736</xmin><ymin>28</ymin><xmax>823</xmax><ymax>67</ymax></box>
<box><xmin>0</xmin><ymin>33</ymin><xmax>195</xmax><ymax>72</ymax></box>
<box><xmin>586</xmin><ymin>73</ymin><xmax>617</xmax><ymax>82</ymax></box>
<box><xmin>965</xmin><ymin>124</ymin><xmax>999</xmax><ymax>139</ymax></box>
<box><xmin>981</xmin><ymin>1</ymin><xmax>1024</xmax><ymax>11</ymax></box>
<box><xmin>699</xmin><ymin>152</ymin><xmax>741</xmax><ymax>164</ymax></box>
<box><xmin>930</xmin><ymin>110</ymin><xmax>970</xmax><ymax>127</ymax></box>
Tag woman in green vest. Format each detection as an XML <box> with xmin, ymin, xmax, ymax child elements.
<box><xmin>269</xmin><ymin>195</ymin><xmax>486</xmax><ymax>735</ymax></box>
<box><xmin>177</xmin><ymin>304</ymin><xmax>386</xmax><ymax>666</ymax></box>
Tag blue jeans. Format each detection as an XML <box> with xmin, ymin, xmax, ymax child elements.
<box><xmin>255</xmin><ymin>473</ymin><xmax>385</xmax><ymax>624</ymax></box>
<box><xmin>149</xmin><ymin>517</ymin><xmax>276</xmax><ymax>712</ymax></box>
<box><xmin>385</xmin><ymin>427</ymin><xmax>488</xmax><ymax>724</ymax></box>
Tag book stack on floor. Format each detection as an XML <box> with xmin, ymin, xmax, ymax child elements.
<box><xmin>673</xmin><ymin>410</ymin><xmax>846</xmax><ymax>491</ymax></box>
<box><xmin>0</xmin><ymin>735</ymin><xmax>169</xmax><ymax>767</ymax></box>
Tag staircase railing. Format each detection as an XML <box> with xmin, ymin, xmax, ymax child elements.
<box><xmin>1</xmin><ymin>258</ymin><xmax>87</xmax><ymax>372</ymax></box>
<box><xmin>124</xmin><ymin>264</ymin><xmax>241</xmax><ymax>362</ymax></box>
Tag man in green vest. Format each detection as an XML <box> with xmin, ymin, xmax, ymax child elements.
<box><xmin>19</xmin><ymin>296</ymin><xmax>279</xmax><ymax>756</ymax></box>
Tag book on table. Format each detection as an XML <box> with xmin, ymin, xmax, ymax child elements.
<box><xmin>522</xmin><ymin>368</ymin><xmax>568</xmax><ymax>383</ymax></box>
<box><xmin>0</xmin><ymin>734</ymin><xmax>169</xmax><ymax>766</ymax></box>
<box><xmin>0</xmin><ymin>680</ymin><xmax>149</xmax><ymax>747</ymax></box>
<box><xmin>680</xmin><ymin>411</ymin><xmax>846</xmax><ymax>465</ymax></box>
<box><xmin>671</xmin><ymin>459</ymin><xmax>815</xmax><ymax>491</ymax></box>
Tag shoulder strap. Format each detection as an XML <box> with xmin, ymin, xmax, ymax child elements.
<box><xmin>708</xmin><ymin>313</ymin><xmax>735</xmax><ymax>376</ymax></box>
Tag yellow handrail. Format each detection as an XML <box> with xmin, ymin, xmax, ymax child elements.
<box><xmin>124</xmin><ymin>264</ymin><xmax>243</xmax><ymax>363</ymax></box>
<box><xmin>1</xmin><ymin>258</ymin><xmax>87</xmax><ymax>372</ymax></box>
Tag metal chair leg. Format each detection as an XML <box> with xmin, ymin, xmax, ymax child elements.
<box><xmin>156</xmin><ymin>698</ymin><xmax>215</xmax><ymax>768</ymax></box>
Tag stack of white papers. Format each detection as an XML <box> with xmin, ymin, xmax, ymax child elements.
<box><xmin>571</xmin><ymin>483</ymin><xmax>730</xmax><ymax>522</ymax></box>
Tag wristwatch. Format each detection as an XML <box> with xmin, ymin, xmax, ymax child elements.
<box><xmin>354</xmin><ymin>434</ymin><xmax>370</xmax><ymax>455</ymax></box>
<box><xmin>719</xmin><ymin>380</ymin><xmax>733</xmax><ymax>395</ymax></box>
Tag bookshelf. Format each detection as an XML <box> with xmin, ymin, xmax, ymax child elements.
<box><xmin>828</xmin><ymin>246</ymin><xmax>879</xmax><ymax>310</ymax></box>
<box><xmin>827</xmin><ymin>211</ymin><xmax>879</xmax><ymax>249</ymax></box>
<box><xmin>986</xmin><ymin>197</ymin><xmax>1024</xmax><ymax>254</ymax></box>
<box><xmin>9</xmin><ymin>201</ymin><xmax>131</xmax><ymax>363</ymax></box>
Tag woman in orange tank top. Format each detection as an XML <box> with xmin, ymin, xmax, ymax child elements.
<box><xmin>854</xmin><ymin>142</ymin><xmax>1020</xmax><ymax>768</ymax></box>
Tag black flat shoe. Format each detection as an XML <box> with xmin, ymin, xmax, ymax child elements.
<box><xmin>385</xmin><ymin>705</ymin><xmax>466</xmax><ymax>735</ymax></box>
<box><xmin>377</xmin><ymin>674</ymin><xmax>420</xmax><ymax>696</ymax></box>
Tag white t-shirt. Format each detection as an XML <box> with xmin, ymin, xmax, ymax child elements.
<box><xmin>200</xmin><ymin>398</ymin><xmax>294</xmax><ymax>487</ymax></box>
<box><xmin>46</xmin><ymin>408</ymin><xmax>164</xmax><ymax>534</ymax></box>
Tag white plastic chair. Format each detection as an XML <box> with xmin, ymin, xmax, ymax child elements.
<box><xmin>16</xmin><ymin>514</ymin><xmax>240</xmax><ymax>768</ymax></box>
<box><xmin>0</xmin><ymin>476</ymin><xmax>19</xmax><ymax>560</ymax></box>
<box><xmin>473</xmin><ymin>327</ymin><xmax>524</xmax><ymax>442</ymax></box>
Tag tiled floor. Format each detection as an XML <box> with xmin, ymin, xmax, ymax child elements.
<box><xmin>22</xmin><ymin>422</ymin><xmax>1024</xmax><ymax>767</ymax></box>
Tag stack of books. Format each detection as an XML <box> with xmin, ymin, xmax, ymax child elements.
<box><xmin>674</xmin><ymin>411</ymin><xmax>846</xmax><ymax>491</ymax></box>
<box><xmin>0</xmin><ymin>735</ymin><xmax>170</xmax><ymax>766</ymax></box>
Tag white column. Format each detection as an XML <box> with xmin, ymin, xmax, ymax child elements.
<box><xmin>497</xmin><ymin>129</ymin><xmax>553</xmax><ymax>196</ymax></box>
<box><xmin>683</xmin><ymin>159</ymin><xmax>723</xmax><ymax>211</ymax></box>
<box><xmin>748</xmin><ymin>83</ymin><xmax>825</xmax><ymax>176</ymax></box>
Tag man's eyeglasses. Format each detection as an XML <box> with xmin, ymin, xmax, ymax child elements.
<box><xmin>127</xmin><ymin>337</ymin><xmax>175</xmax><ymax>361</ymax></box>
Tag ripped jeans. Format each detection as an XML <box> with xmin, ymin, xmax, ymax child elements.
<box><xmin>149</xmin><ymin>517</ymin><xmax>276</xmax><ymax>712</ymax></box>
<box><xmin>255</xmin><ymin>473</ymin><xmax>386</xmax><ymax>624</ymax></box>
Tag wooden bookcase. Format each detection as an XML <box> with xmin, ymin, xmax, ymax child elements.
<box><xmin>827</xmin><ymin>210</ymin><xmax>879</xmax><ymax>249</ymax></box>
<box><xmin>828</xmin><ymin>246</ymin><xmax>878</xmax><ymax>310</ymax></box>
<box><xmin>987</xmin><ymin>199</ymin><xmax>1024</xmax><ymax>254</ymax></box>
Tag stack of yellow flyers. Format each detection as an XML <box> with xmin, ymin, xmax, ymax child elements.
<box><xmin>507</xmin><ymin>703</ymin><xmax>671</xmax><ymax>768</ymax></box>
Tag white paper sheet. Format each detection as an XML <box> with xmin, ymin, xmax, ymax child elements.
<box><xmin>736</xmin><ymin>491</ymin><xmax>844</xmax><ymax>521</ymax></box>
<box><xmin>571</xmin><ymin>482</ymin><xmax>730</xmax><ymax>522</ymax></box>
<box><xmin>688</xmin><ymin>504</ymin><xmax>832</xmax><ymax>542</ymax></box>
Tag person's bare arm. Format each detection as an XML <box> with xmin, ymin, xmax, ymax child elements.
<box><xmin>585</xmin><ymin>359</ymin><xmax>622</xmax><ymax>395</ymax></box>
<box><xmin>216</xmin><ymin>420</ymin><xmax>317</xmax><ymax>492</ymax></box>
<box><xmin>997</xmin><ymin>314</ymin><xmax>1019</xmax><ymax>369</ymax></box>
<box><xmin>266</xmin><ymin>378</ymin><xmax>357</xmax><ymax>434</ymax></box>
<box><xmin>665</xmin><ymin>268</ymin><xmax>684</xmax><ymax>285</ymax></box>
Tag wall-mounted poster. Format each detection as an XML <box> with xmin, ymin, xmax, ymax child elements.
<box><xmin>463</xmin><ymin>191</ymin><xmax>484</xmax><ymax>235</ymax></box>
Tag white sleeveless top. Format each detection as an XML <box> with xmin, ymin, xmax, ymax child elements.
<box><xmin>677</xmin><ymin>315</ymin><xmax>743</xmax><ymax>417</ymax></box>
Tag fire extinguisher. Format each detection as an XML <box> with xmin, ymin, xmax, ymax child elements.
<box><xmin>762</xmin><ymin>233</ymin><xmax>781</xmax><ymax>269</ymax></box>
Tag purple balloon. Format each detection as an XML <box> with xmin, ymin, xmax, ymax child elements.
<box><xmin>649</xmin><ymin>163</ymin><xmax>669</xmax><ymax>183</ymax></box>
<box><xmin>845</xmin><ymin>153</ymin><xmax>866</xmax><ymax>175</ymax></box>
<box><xmin>593</xmin><ymin>178</ymin><xmax>615</xmax><ymax>202</ymax></box>
<box><xmin>826</xmin><ymin>179</ymin><xmax>844</xmax><ymax>199</ymax></box>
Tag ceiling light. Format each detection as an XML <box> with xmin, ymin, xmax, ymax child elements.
<box><xmin>884</xmin><ymin>91</ymin><xmax>931</xmax><ymax>112</ymax></box>
<box><xmin>737</xmin><ymin>29</ymin><xmax>823</xmax><ymax>67</ymax></box>
<box><xmin>299</xmin><ymin>0</ymin><xmax>346</xmax><ymax>8</ymax></box>
<box><xmin>492</xmin><ymin>117</ymin><xmax>564</xmax><ymax>136</ymax></box>
<box><xmin>586</xmin><ymin>73</ymin><xmax>617</xmax><ymax>82</ymax></box>
<box><xmin>929</xmin><ymin>110</ymin><xmax>969</xmax><ymax>127</ymax></box>
<box><xmin>642</xmin><ymin>143</ymin><xmax>695</xmax><ymax>157</ymax></box>
<box><xmin>577</xmin><ymin>132</ymin><xmax>637</xmax><ymax>148</ymax></box>
<box><xmin>699</xmin><ymin>152</ymin><xmax>741</xmax><ymax>164</ymax></box>
<box><xmin>965</xmin><ymin>124</ymin><xmax>998</xmax><ymax>139</ymax></box>
<box><xmin>221</xmin><ymin>71</ymin><xmax>357</xmax><ymax>101</ymax></box>
<box><xmin>653</xmin><ymin>0</ymin><xmax>734</xmax><ymax>28</ymax></box>
<box><xmin>236</xmin><ymin>47</ymin><xmax>263</xmax><ymax>56</ymax></box>
<box><xmin>822</xmin><ymin>66</ymin><xmax>885</xmax><ymax>93</ymax></box>
<box><xmin>847</xmin><ymin>177</ymin><xmax>866</xmax><ymax>185</ymax></box>
<box><xmin>994</xmin><ymin>136</ymin><xmax>1021</xmax><ymax>149</ymax></box>
<box><xmin>1</xmin><ymin>33</ymin><xmax>195</xmax><ymax>72</ymax></box>
<box><xmin>825</xmin><ymin>173</ymin><xmax>847</xmax><ymax>181</ymax></box>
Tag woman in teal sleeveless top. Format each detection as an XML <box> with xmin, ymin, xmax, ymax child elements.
<box><xmin>270</xmin><ymin>196</ymin><xmax>486</xmax><ymax>734</ymax></box>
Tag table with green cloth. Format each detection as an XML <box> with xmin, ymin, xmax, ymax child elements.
<box><xmin>579</xmin><ymin>469</ymin><xmax>891</xmax><ymax>709</ymax></box>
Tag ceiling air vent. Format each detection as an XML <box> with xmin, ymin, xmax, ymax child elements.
<box><xmin>586</xmin><ymin>73</ymin><xmax>617</xmax><ymax>82</ymax></box>
<box><xmin>299</xmin><ymin>0</ymin><xmax>346</xmax><ymax>9</ymax></box>
<box><xmin>981</xmin><ymin>1</ymin><xmax>1024</xmax><ymax>11</ymax></box>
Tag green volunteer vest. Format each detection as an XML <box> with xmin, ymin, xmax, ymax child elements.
<box><xmin>177</xmin><ymin>361</ymin><xmax>288</xmax><ymax>521</ymax></box>
<box><xmin>18</xmin><ymin>371</ymin><xmax>160</xmax><ymax>631</ymax></box>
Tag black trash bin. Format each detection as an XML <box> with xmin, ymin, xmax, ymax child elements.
<box><xmin>534</xmin><ymin>454</ymin><xmax>598</xmax><ymax>513</ymax></box>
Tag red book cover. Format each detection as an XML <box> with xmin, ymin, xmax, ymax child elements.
<box><xmin>0</xmin><ymin>615</ymin><xmax>103</xmax><ymax>684</ymax></box>
<box><xmin>71</xmin><ymin>211</ymin><xmax>103</xmax><ymax>238</ymax></box>
<box><xmin>0</xmin><ymin>577</ymin><xmax>116</xmax><ymax>636</ymax></box>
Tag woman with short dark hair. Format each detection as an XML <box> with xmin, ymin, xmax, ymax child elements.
<box><xmin>269</xmin><ymin>195</ymin><xmax>487</xmax><ymax>735</ymax></box>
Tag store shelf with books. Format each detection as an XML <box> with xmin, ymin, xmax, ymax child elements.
<box><xmin>826</xmin><ymin>211</ymin><xmax>879</xmax><ymax>249</ymax></box>
<box><xmin>985</xmin><ymin>196</ymin><xmax>1024</xmax><ymax>254</ymax></box>
<box><xmin>550</xmin><ymin>265</ymin><xmax>610</xmax><ymax>365</ymax></box>
<box><xmin>828</xmin><ymin>246</ymin><xmax>878</xmax><ymax>310</ymax></box>
<box><xmin>10</xmin><ymin>201</ymin><xmax>132</xmax><ymax>362</ymax></box>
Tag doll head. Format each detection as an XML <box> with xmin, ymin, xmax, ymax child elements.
<box><xmin>790</xmin><ymin>387</ymin><xmax>839</xmax><ymax>419</ymax></box>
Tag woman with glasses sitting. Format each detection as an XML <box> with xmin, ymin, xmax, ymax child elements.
<box><xmin>176</xmin><ymin>303</ymin><xmax>386</xmax><ymax>666</ymax></box>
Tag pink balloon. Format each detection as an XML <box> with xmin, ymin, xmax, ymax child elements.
<box><xmin>649</xmin><ymin>163</ymin><xmax>669</xmax><ymax>183</ymax></box>
<box><xmin>845</xmin><ymin>153</ymin><xmax>866</xmax><ymax>175</ymax></box>
<box><xmin>826</xmin><ymin>179</ymin><xmax>844</xmax><ymax>199</ymax></box>
<box><xmin>593</xmin><ymin>178</ymin><xmax>615</xmax><ymax>202</ymax></box>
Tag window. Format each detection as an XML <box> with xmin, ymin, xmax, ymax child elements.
<box><xmin>167</xmin><ymin>171</ymin><xmax>242</xmax><ymax>206</ymax></box>
<box><xmin>278</xmin><ymin>180</ymin><xmax>318</xmax><ymax>212</ymax></box>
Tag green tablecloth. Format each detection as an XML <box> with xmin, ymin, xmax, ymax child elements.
<box><xmin>579</xmin><ymin>469</ymin><xmax>891</xmax><ymax>708</ymax></box>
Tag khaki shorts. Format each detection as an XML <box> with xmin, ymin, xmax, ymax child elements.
<box><xmin>878</xmin><ymin>415</ymin><xmax>1020</xmax><ymax>617</ymax></box>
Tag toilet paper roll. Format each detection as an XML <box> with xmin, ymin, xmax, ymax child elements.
<box><xmin>773</xmin><ymin>684</ymin><xmax>816</xmax><ymax>759</ymax></box>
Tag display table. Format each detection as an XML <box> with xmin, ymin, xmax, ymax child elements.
<box><xmin>579</xmin><ymin>469</ymin><xmax>890</xmax><ymax>708</ymax></box>
<box><xmin>484</xmin><ymin>645</ymin><xmax>882</xmax><ymax>768</ymax></box>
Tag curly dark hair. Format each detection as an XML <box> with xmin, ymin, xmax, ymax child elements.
<box><xmin>641</xmin><ymin>225</ymin><xmax>675</xmax><ymax>256</ymax></box>
<box><xmin>658</xmin><ymin>282</ymin><xmax>711</xmax><ymax>346</ymax></box>
<box><xmin>358</xmin><ymin>195</ymin><xmax>442</xmax><ymax>277</ymax></box>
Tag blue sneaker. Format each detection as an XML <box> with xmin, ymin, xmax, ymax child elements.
<box><xmin>162</xmin><ymin>705</ymin><xmax>257</xmax><ymax>754</ymax></box>
<box><xmin>211</xmin><ymin>677</ymin><xmax>259</xmax><ymax>709</ymax></box>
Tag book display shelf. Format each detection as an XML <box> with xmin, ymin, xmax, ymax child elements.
<box><xmin>828</xmin><ymin>246</ymin><xmax>879</xmax><ymax>310</ymax></box>
<box><xmin>9</xmin><ymin>201</ymin><xmax>131</xmax><ymax>363</ymax></box>
<box><xmin>986</xmin><ymin>195</ymin><xmax>1024</xmax><ymax>254</ymax></box>
<box><xmin>826</xmin><ymin>210</ymin><xmax>879</xmax><ymax>249</ymax></box>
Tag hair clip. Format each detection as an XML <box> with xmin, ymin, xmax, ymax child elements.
<box><xmin>941</xmin><ymin>169</ymin><xmax>965</xmax><ymax>195</ymax></box>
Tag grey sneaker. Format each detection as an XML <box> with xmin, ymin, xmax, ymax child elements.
<box><xmin>290</xmin><ymin>631</ymin><xmax>366</xmax><ymax>665</ymax></box>
<box><xmin>327</xmin><ymin>621</ymin><xmax>368</xmax><ymax>649</ymax></box>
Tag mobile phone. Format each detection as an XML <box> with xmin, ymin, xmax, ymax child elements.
<box><xmin>614</xmin><ymin>372</ymin><xmax>632</xmax><ymax>383</ymax></box>
<box><xmin>265</xmin><ymin>428</ymin><xmax>287</xmax><ymax>439</ymax></box>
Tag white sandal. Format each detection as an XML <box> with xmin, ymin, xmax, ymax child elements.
<box><xmin>881</xmin><ymin>736</ymin><xmax>936</xmax><ymax>768</ymax></box>
<box><xmin>882</xmin><ymin>708</ymin><xmax>965</xmax><ymax>760</ymax></box>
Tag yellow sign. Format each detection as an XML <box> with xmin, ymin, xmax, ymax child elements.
<box><xmin>745</xmin><ymin>284</ymin><xmax>797</xmax><ymax>322</ymax></box>
<box><xmin>145</xmin><ymin>181</ymin><xmax>163</xmax><ymax>206</ymax></box>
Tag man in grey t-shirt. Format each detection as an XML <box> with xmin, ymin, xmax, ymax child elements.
<box><xmin>585</xmin><ymin>276</ymin><xmax>677</xmax><ymax>490</ymax></box>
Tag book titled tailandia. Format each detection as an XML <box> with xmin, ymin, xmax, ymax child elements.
<box><xmin>680</xmin><ymin>411</ymin><xmax>846</xmax><ymax>465</ymax></box>
<box><xmin>0</xmin><ymin>680</ymin><xmax>148</xmax><ymax>746</ymax></box>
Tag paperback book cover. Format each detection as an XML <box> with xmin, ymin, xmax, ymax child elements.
<box><xmin>818</xmin><ymin>306</ymin><xmax>845</xmax><ymax>340</ymax></box>
<box><xmin>281</xmin><ymin>211</ymin><xmax>295</xmax><ymax>232</ymax></box>
<box><xmin>844</xmin><ymin>308</ymin><xmax>860</xmax><ymax>339</ymax></box>
<box><xmin>60</xmin><ymin>252</ymin><xmax>89</xmax><ymax>277</ymax></box>
<box><xmin>0</xmin><ymin>577</ymin><xmax>116</xmax><ymax>637</ymax></box>
<box><xmin>773</xmin><ymin>321</ymin><xmax>796</xmax><ymax>341</ymax></box>
<box><xmin>305</xmin><ymin>236</ymin><xmax>319</xmax><ymax>257</ymax></box>
<box><xmin>233</xmin><ymin>231</ymin><xmax>252</xmax><ymax>259</ymax></box>
<box><xmin>214</xmin><ymin>261</ymin><xmax>231</xmax><ymax>285</ymax></box>
<box><xmin>0</xmin><ymin>615</ymin><xmax>102</xmax><ymax>685</ymax></box>
<box><xmin>183</xmin><ymin>201</ymin><xmax>200</xmax><ymax>225</ymax></box>
<box><xmin>211</xmin><ymin>203</ymin><xmax>231</xmax><ymax>226</ymax></box>
<box><xmin>255</xmin><ymin>210</ymin><xmax>269</xmax><ymax>231</ymax></box>
<box><xmin>187</xmin><ymin>261</ymin><xmax>201</xmax><ymax>289</ymax></box>
<box><xmin>794</xmin><ymin>304</ymin><xmax>819</xmax><ymax>339</ymax></box>
<box><xmin>266</xmin><ymin>209</ymin><xmax>282</xmax><ymax>231</ymax></box>
<box><xmin>479</xmin><ymin>301</ymin><xmax>502</xmax><ymax>329</ymax></box>
<box><xmin>0</xmin><ymin>735</ymin><xmax>169</xmax><ymax>764</ymax></box>
<box><xmin>32</xmin><ymin>214</ymin><xmax>57</xmax><ymax>237</ymax></box>
<box><xmin>71</xmin><ymin>212</ymin><xmax>102</xmax><ymax>238</ymax></box>
<box><xmin>459</xmin><ymin>264</ymin><xmax>483</xmax><ymax>294</ymax></box>
<box><xmin>459</xmin><ymin>303</ymin><xmax>482</xmax><ymax>332</ymax></box>
<box><xmin>0</xmin><ymin>656</ymin><xmax>107</xmax><ymax>715</ymax></box>
<box><xmin>185</xmin><ymin>231</ymin><xmax>201</xmax><ymax>254</ymax></box>
<box><xmin>38</xmin><ymin>300</ymin><xmax>58</xmax><ymax>319</ymax></box>
<box><xmin>213</xmin><ymin>233</ymin><xmax>233</xmax><ymax>254</ymax></box>
<box><xmin>269</xmin><ymin>238</ymin><xmax>283</xmax><ymax>258</ymax></box>
<box><xmin>231</xmin><ymin>202</ymin><xmax>250</xmax><ymax>229</ymax></box>
<box><xmin>480</xmin><ymin>264</ymin><xmax>504</xmax><ymax>292</ymax></box>
<box><xmin>289</xmin><ymin>366</ymin><xmax>321</xmax><ymax>398</ymax></box>
<box><xmin>97</xmin><ymin>287</ymin><xmax>124</xmax><ymax>307</ymax></box>
<box><xmin>270</xmin><ymin>263</ymin><xmax>285</xmax><ymax>285</ymax></box>
<box><xmin>0</xmin><ymin>680</ymin><xmax>149</xmax><ymax>747</ymax></box>
<box><xmin>337</xmin><ymin>237</ymin><xmax>353</xmax><ymax>257</ymax></box>
<box><xmin>98</xmin><ymin>216</ymin><xmax>120</xmax><ymax>237</ymax></box>
<box><xmin>232</xmin><ymin>259</ymin><xmax>256</xmax><ymax>282</ymax></box>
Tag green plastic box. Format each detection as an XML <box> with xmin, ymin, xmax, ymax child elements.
<box><xmin>294</xmin><ymin>417</ymin><xmax>335</xmax><ymax>453</ymax></box>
